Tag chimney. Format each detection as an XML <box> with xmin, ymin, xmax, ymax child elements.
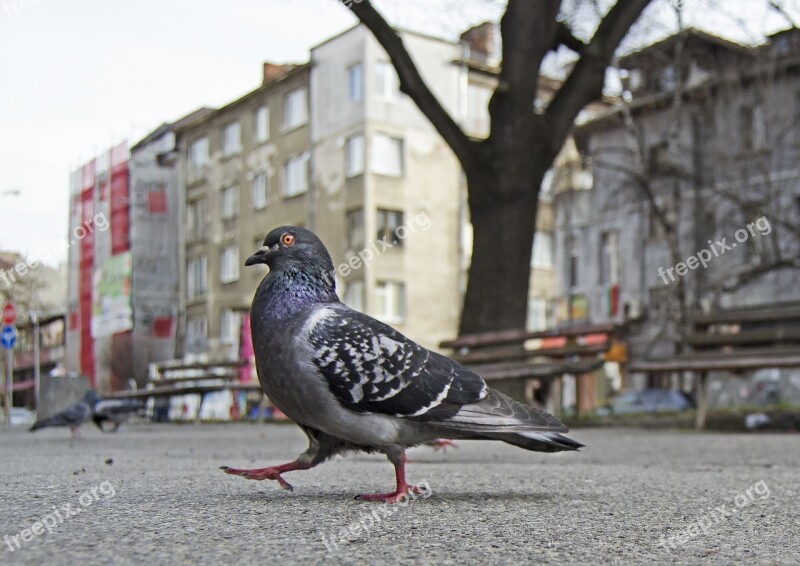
<box><xmin>262</xmin><ymin>62</ymin><xmax>293</xmax><ymax>85</ymax></box>
<box><xmin>460</xmin><ymin>22</ymin><xmax>498</xmax><ymax>63</ymax></box>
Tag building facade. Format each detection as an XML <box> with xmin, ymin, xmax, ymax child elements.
<box><xmin>560</xmin><ymin>29</ymin><xmax>800</xmax><ymax>401</ymax></box>
<box><xmin>175</xmin><ymin>64</ymin><xmax>312</xmax><ymax>361</ymax></box>
<box><xmin>64</xmin><ymin>111</ymin><xmax>208</xmax><ymax>393</ymax></box>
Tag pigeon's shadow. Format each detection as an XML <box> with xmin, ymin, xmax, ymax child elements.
<box><xmin>229</xmin><ymin>489</ymin><xmax>565</xmax><ymax>505</ymax></box>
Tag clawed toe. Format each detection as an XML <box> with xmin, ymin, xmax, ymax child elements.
<box><xmin>355</xmin><ymin>484</ymin><xmax>423</xmax><ymax>503</ymax></box>
<box><xmin>220</xmin><ymin>465</ymin><xmax>294</xmax><ymax>490</ymax></box>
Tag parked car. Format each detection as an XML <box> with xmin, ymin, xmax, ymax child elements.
<box><xmin>597</xmin><ymin>389</ymin><xmax>695</xmax><ymax>416</ymax></box>
<box><xmin>0</xmin><ymin>407</ymin><xmax>36</xmax><ymax>428</ymax></box>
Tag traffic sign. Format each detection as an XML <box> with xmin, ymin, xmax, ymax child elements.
<box><xmin>0</xmin><ymin>325</ymin><xmax>17</xmax><ymax>349</ymax></box>
<box><xmin>2</xmin><ymin>303</ymin><xmax>15</xmax><ymax>325</ymax></box>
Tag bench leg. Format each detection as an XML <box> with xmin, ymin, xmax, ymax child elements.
<box><xmin>695</xmin><ymin>372</ymin><xmax>708</xmax><ymax>430</ymax></box>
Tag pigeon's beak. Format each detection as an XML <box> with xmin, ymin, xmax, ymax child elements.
<box><xmin>245</xmin><ymin>245</ymin><xmax>272</xmax><ymax>266</ymax></box>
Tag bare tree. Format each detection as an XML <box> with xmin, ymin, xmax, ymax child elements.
<box><xmin>342</xmin><ymin>0</ymin><xmax>654</xmax><ymax>335</ymax></box>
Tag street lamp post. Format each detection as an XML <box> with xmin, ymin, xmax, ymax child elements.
<box><xmin>31</xmin><ymin>312</ymin><xmax>40</xmax><ymax>417</ymax></box>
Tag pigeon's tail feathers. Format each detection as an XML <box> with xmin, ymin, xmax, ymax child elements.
<box><xmin>432</xmin><ymin>388</ymin><xmax>569</xmax><ymax>434</ymax></box>
<box><xmin>30</xmin><ymin>417</ymin><xmax>58</xmax><ymax>432</ymax></box>
<box><xmin>488</xmin><ymin>431</ymin><xmax>584</xmax><ymax>453</ymax></box>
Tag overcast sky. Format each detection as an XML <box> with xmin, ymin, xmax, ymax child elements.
<box><xmin>0</xmin><ymin>0</ymin><xmax>795</xmax><ymax>267</ymax></box>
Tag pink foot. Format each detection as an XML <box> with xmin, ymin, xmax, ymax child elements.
<box><xmin>355</xmin><ymin>484</ymin><xmax>425</xmax><ymax>503</ymax></box>
<box><xmin>220</xmin><ymin>463</ymin><xmax>306</xmax><ymax>491</ymax></box>
<box><xmin>429</xmin><ymin>439</ymin><xmax>457</xmax><ymax>452</ymax></box>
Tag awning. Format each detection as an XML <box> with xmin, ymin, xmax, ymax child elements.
<box><xmin>0</xmin><ymin>379</ymin><xmax>35</xmax><ymax>393</ymax></box>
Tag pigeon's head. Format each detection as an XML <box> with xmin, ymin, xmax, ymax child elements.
<box><xmin>246</xmin><ymin>226</ymin><xmax>335</xmax><ymax>276</ymax></box>
<box><xmin>83</xmin><ymin>389</ymin><xmax>101</xmax><ymax>406</ymax></box>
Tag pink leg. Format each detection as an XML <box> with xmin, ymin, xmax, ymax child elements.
<box><xmin>429</xmin><ymin>439</ymin><xmax>457</xmax><ymax>452</ymax></box>
<box><xmin>220</xmin><ymin>460</ymin><xmax>313</xmax><ymax>491</ymax></box>
<box><xmin>356</xmin><ymin>452</ymin><xmax>424</xmax><ymax>503</ymax></box>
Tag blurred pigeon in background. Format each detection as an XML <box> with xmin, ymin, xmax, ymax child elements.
<box><xmin>30</xmin><ymin>390</ymin><xmax>101</xmax><ymax>438</ymax></box>
<box><xmin>93</xmin><ymin>399</ymin><xmax>143</xmax><ymax>432</ymax></box>
<box><xmin>222</xmin><ymin>227</ymin><xmax>582</xmax><ymax>502</ymax></box>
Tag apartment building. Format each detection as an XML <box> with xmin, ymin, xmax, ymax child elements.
<box><xmin>175</xmin><ymin>63</ymin><xmax>312</xmax><ymax>360</ymax></box>
<box><xmin>310</xmin><ymin>25</ymin><xmax>466</xmax><ymax>351</ymax></box>
<box><xmin>177</xmin><ymin>23</ymin><xmax>564</xmax><ymax>363</ymax></box>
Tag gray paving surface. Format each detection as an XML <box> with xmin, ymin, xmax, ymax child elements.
<box><xmin>0</xmin><ymin>423</ymin><xmax>798</xmax><ymax>565</ymax></box>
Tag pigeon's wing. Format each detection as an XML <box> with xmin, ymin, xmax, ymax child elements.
<box><xmin>307</xmin><ymin>305</ymin><xmax>487</xmax><ymax>420</ymax></box>
<box><xmin>94</xmin><ymin>399</ymin><xmax>140</xmax><ymax>419</ymax></box>
<box><xmin>44</xmin><ymin>401</ymin><xmax>92</xmax><ymax>427</ymax></box>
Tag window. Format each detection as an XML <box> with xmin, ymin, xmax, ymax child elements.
<box><xmin>346</xmin><ymin>209</ymin><xmax>364</xmax><ymax>251</ymax></box>
<box><xmin>567</xmin><ymin>242</ymin><xmax>579</xmax><ymax>289</ymax></box>
<box><xmin>344</xmin><ymin>280</ymin><xmax>365</xmax><ymax>312</ymax></box>
<box><xmin>658</xmin><ymin>65</ymin><xmax>677</xmax><ymax>92</ymax></box>
<box><xmin>532</xmin><ymin>231</ymin><xmax>554</xmax><ymax>268</ymax></box>
<box><xmin>375</xmin><ymin>61</ymin><xmax>400</xmax><ymax>98</ymax></box>
<box><xmin>526</xmin><ymin>298</ymin><xmax>548</xmax><ymax>331</ymax></box>
<box><xmin>284</xmin><ymin>154</ymin><xmax>308</xmax><ymax>197</ymax></box>
<box><xmin>466</xmin><ymin>83</ymin><xmax>491</xmax><ymax>136</ymax></box>
<box><xmin>753</xmin><ymin>104</ymin><xmax>766</xmax><ymax>150</ymax></box>
<box><xmin>187</xmin><ymin>316</ymin><xmax>207</xmax><ymax>342</ymax></box>
<box><xmin>223</xmin><ymin>121</ymin><xmax>241</xmax><ymax>157</ymax></box>
<box><xmin>187</xmin><ymin>256</ymin><xmax>207</xmax><ymax>300</ymax></box>
<box><xmin>187</xmin><ymin>198</ymin><xmax>207</xmax><ymax>241</ymax></box>
<box><xmin>375</xmin><ymin>281</ymin><xmax>405</xmax><ymax>322</ymax></box>
<box><xmin>599</xmin><ymin>231</ymin><xmax>620</xmax><ymax>285</ymax></box>
<box><xmin>220</xmin><ymin>309</ymin><xmax>242</xmax><ymax>345</ymax></box>
<box><xmin>188</xmin><ymin>137</ymin><xmax>209</xmax><ymax>179</ymax></box>
<box><xmin>345</xmin><ymin>134</ymin><xmax>365</xmax><ymax>177</ymax></box>
<box><xmin>252</xmin><ymin>173</ymin><xmax>268</xmax><ymax>209</ymax></box>
<box><xmin>540</xmin><ymin>169</ymin><xmax>555</xmax><ymax>202</ymax></box>
<box><xmin>221</xmin><ymin>246</ymin><xmax>240</xmax><ymax>283</ymax></box>
<box><xmin>738</xmin><ymin>104</ymin><xmax>765</xmax><ymax>151</ymax></box>
<box><xmin>283</xmin><ymin>87</ymin><xmax>308</xmax><ymax>130</ymax></box>
<box><xmin>627</xmin><ymin>68</ymin><xmax>643</xmax><ymax>91</ymax></box>
<box><xmin>254</xmin><ymin>105</ymin><xmax>269</xmax><ymax>143</ymax></box>
<box><xmin>348</xmin><ymin>63</ymin><xmax>363</xmax><ymax>102</ymax></box>
<box><xmin>372</xmin><ymin>133</ymin><xmax>403</xmax><ymax>177</ymax></box>
<box><xmin>221</xmin><ymin>185</ymin><xmax>239</xmax><ymax>219</ymax></box>
<box><xmin>648</xmin><ymin>201</ymin><xmax>667</xmax><ymax>240</ymax></box>
<box><xmin>376</xmin><ymin>209</ymin><xmax>403</xmax><ymax>246</ymax></box>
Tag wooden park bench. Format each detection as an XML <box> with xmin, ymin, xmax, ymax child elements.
<box><xmin>629</xmin><ymin>302</ymin><xmax>800</xmax><ymax>429</ymax></box>
<box><xmin>106</xmin><ymin>359</ymin><xmax>264</xmax><ymax>421</ymax></box>
<box><xmin>441</xmin><ymin>323</ymin><xmax>621</xmax><ymax>413</ymax></box>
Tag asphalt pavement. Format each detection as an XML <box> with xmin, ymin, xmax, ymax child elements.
<box><xmin>1</xmin><ymin>423</ymin><xmax>797</xmax><ymax>565</ymax></box>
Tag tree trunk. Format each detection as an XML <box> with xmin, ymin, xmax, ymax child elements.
<box><xmin>459</xmin><ymin>168</ymin><xmax>543</xmax><ymax>335</ymax></box>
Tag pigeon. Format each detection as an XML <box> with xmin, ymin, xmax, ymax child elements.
<box><xmin>92</xmin><ymin>399</ymin><xmax>143</xmax><ymax>432</ymax></box>
<box><xmin>222</xmin><ymin>226</ymin><xmax>583</xmax><ymax>502</ymax></box>
<box><xmin>30</xmin><ymin>390</ymin><xmax>101</xmax><ymax>438</ymax></box>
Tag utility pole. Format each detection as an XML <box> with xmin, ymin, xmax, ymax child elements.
<box><xmin>4</xmin><ymin>349</ymin><xmax>11</xmax><ymax>425</ymax></box>
<box><xmin>31</xmin><ymin>312</ymin><xmax>40</xmax><ymax>416</ymax></box>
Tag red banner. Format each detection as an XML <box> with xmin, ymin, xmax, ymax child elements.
<box><xmin>79</xmin><ymin>183</ymin><xmax>95</xmax><ymax>385</ymax></box>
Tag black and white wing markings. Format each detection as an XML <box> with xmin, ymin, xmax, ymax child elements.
<box><xmin>308</xmin><ymin>306</ymin><xmax>487</xmax><ymax>419</ymax></box>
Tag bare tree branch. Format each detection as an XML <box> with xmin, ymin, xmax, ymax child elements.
<box><xmin>769</xmin><ymin>0</ymin><xmax>800</xmax><ymax>29</ymax></box>
<box><xmin>554</xmin><ymin>20</ymin><xmax>587</xmax><ymax>53</ymax></box>
<box><xmin>709</xmin><ymin>256</ymin><xmax>800</xmax><ymax>294</ymax></box>
<box><xmin>545</xmin><ymin>0</ymin><xmax>653</xmax><ymax>151</ymax></box>
<box><xmin>342</xmin><ymin>0</ymin><xmax>480</xmax><ymax>176</ymax></box>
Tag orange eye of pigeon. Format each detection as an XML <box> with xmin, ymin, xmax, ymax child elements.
<box><xmin>281</xmin><ymin>233</ymin><xmax>295</xmax><ymax>246</ymax></box>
